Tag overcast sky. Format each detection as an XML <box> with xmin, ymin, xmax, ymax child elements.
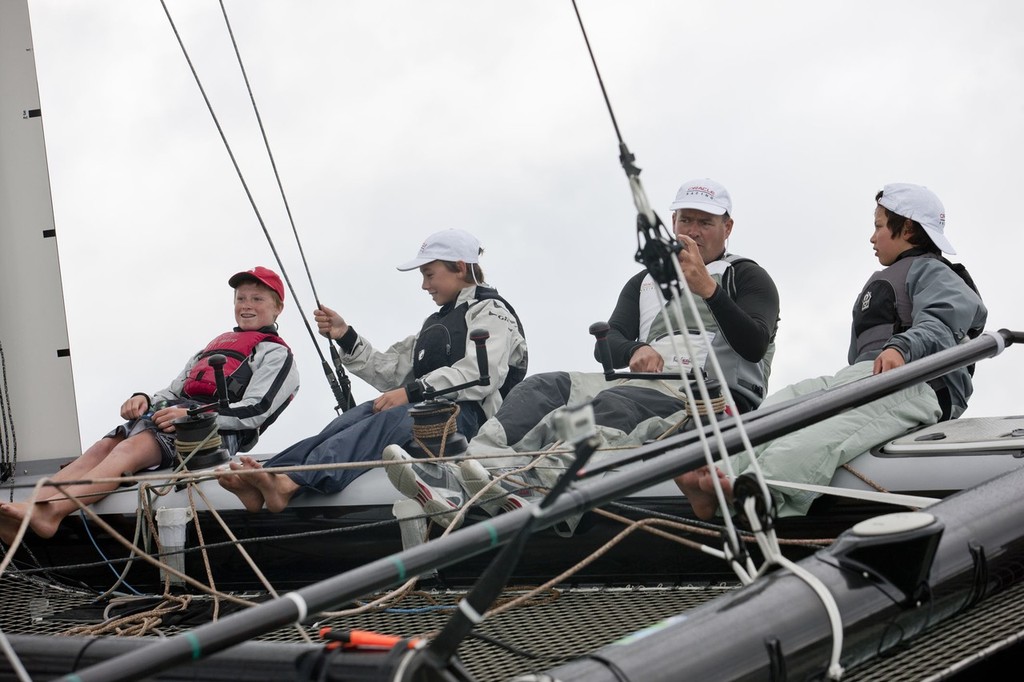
<box><xmin>24</xmin><ymin>0</ymin><xmax>1024</xmax><ymax>454</ymax></box>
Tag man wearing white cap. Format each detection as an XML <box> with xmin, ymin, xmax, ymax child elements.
<box><xmin>386</xmin><ymin>178</ymin><xmax>781</xmax><ymax>531</ymax></box>
<box><xmin>678</xmin><ymin>183</ymin><xmax>987</xmax><ymax>520</ymax></box>
<box><xmin>602</xmin><ymin>177</ymin><xmax>779</xmax><ymax>412</ymax></box>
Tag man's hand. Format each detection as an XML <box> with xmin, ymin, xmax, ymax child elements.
<box><xmin>152</xmin><ymin>406</ymin><xmax>190</xmax><ymax>432</ymax></box>
<box><xmin>629</xmin><ymin>345</ymin><xmax>664</xmax><ymax>372</ymax></box>
<box><xmin>873</xmin><ymin>347</ymin><xmax>906</xmax><ymax>374</ymax></box>
<box><xmin>373</xmin><ymin>388</ymin><xmax>409</xmax><ymax>413</ymax></box>
<box><xmin>120</xmin><ymin>394</ymin><xmax>150</xmax><ymax>420</ymax></box>
<box><xmin>314</xmin><ymin>305</ymin><xmax>349</xmax><ymax>340</ymax></box>
<box><xmin>676</xmin><ymin>235</ymin><xmax>718</xmax><ymax>299</ymax></box>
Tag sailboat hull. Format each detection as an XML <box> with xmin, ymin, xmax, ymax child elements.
<box><xmin>8</xmin><ymin>413</ymin><xmax>1024</xmax><ymax>592</ymax></box>
<box><xmin>540</xmin><ymin>465</ymin><xmax>1024</xmax><ymax>681</ymax></box>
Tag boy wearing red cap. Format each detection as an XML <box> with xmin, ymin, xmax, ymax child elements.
<box><xmin>0</xmin><ymin>267</ymin><xmax>300</xmax><ymax>543</ymax></box>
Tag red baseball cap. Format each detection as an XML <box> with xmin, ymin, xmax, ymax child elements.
<box><xmin>228</xmin><ymin>266</ymin><xmax>285</xmax><ymax>303</ymax></box>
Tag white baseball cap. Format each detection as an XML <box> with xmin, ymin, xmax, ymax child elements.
<box><xmin>877</xmin><ymin>183</ymin><xmax>954</xmax><ymax>255</ymax></box>
<box><xmin>669</xmin><ymin>178</ymin><xmax>732</xmax><ymax>216</ymax></box>
<box><xmin>397</xmin><ymin>229</ymin><xmax>481</xmax><ymax>271</ymax></box>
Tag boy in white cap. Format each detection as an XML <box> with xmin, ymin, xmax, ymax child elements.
<box><xmin>218</xmin><ymin>229</ymin><xmax>528</xmax><ymax>513</ymax></box>
<box><xmin>678</xmin><ymin>183</ymin><xmax>987</xmax><ymax>519</ymax></box>
<box><xmin>0</xmin><ymin>267</ymin><xmax>299</xmax><ymax>543</ymax></box>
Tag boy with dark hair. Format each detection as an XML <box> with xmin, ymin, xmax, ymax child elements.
<box><xmin>678</xmin><ymin>183</ymin><xmax>987</xmax><ymax>519</ymax></box>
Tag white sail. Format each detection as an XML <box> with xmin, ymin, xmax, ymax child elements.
<box><xmin>0</xmin><ymin>0</ymin><xmax>81</xmax><ymax>467</ymax></box>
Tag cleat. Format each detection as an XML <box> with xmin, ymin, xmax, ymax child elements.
<box><xmin>383</xmin><ymin>444</ymin><xmax>466</xmax><ymax>529</ymax></box>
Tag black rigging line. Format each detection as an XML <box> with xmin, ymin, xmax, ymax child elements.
<box><xmin>0</xmin><ymin>341</ymin><xmax>15</xmax><ymax>487</ymax></box>
<box><xmin>570</xmin><ymin>0</ymin><xmax>682</xmax><ymax>299</ymax></box>
<box><xmin>158</xmin><ymin>0</ymin><xmax>354</xmax><ymax>413</ymax></box>
<box><xmin>216</xmin><ymin>0</ymin><xmax>355</xmax><ymax>412</ymax></box>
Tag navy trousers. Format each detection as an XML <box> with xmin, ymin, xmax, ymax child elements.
<box><xmin>264</xmin><ymin>400</ymin><xmax>482</xmax><ymax>497</ymax></box>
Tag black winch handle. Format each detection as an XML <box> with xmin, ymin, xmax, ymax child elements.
<box><xmin>589</xmin><ymin>320</ymin><xmax>709</xmax><ymax>382</ymax></box>
<box><xmin>589</xmin><ymin>320</ymin><xmax>673</xmax><ymax>380</ymax></box>
<box><xmin>589</xmin><ymin>321</ymin><xmax>616</xmax><ymax>379</ymax></box>
<box><xmin>209</xmin><ymin>354</ymin><xmax>230</xmax><ymax>409</ymax></box>
<box><xmin>187</xmin><ymin>354</ymin><xmax>231</xmax><ymax>417</ymax></box>
<box><xmin>420</xmin><ymin>329</ymin><xmax>492</xmax><ymax>401</ymax></box>
<box><xmin>470</xmin><ymin>328</ymin><xmax>490</xmax><ymax>387</ymax></box>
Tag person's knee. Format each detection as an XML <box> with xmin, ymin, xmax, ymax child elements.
<box><xmin>506</xmin><ymin>371</ymin><xmax>568</xmax><ymax>397</ymax></box>
<box><xmin>523</xmin><ymin>371</ymin><xmax>566</xmax><ymax>385</ymax></box>
<box><xmin>111</xmin><ymin>433</ymin><xmax>164</xmax><ymax>472</ymax></box>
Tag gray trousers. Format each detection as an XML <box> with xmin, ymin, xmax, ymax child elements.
<box><xmin>468</xmin><ymin>371</ymin><xmax>692</xmax><ymax>485</ymax></box>
<box><xmin>729</xmin><ymin>361</ymin><xmax>941</xmax><ymax>516</ymax></box>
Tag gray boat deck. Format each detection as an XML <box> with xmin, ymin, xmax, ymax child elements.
<box><xmin>0</xmin><ymin>567</ymin><xmax>1020</xmax><ymax>680</ymax></box>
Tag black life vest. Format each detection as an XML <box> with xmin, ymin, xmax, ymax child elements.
<box><xmin>851</xmin><ymin>249</ymin><xmax>982</xmax><ymax>359</ymax></box>
<box><xmin>412</xmin><ymin>287</ymin><xmax>526</xmax><ymax>398</ymax></box>
<box><xmin>183</xmin><ymin>328</ymin><xmax>289</xmax><ymax>401</ymax></box>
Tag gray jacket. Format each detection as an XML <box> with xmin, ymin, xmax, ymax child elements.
<box><xmin>849</xmin><ymin>250</ymin><xmax>987</xmax><ymax>418</ymax></box>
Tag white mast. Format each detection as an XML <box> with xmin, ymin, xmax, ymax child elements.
<box><xmin>0</xmin><ymin>0</ymin><xmax>82</xmax><ymax>470</ymax></box>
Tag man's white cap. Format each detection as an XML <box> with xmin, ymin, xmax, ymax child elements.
<box><xmin>877</xmin><ymin>183</ymin><xmax>954</xmax><ymax>255</ymax></box>
<box><xmin>669</xmin><ymin>178</ymin><xmax>732</xmax><ymax>216</ymax></box>
<box><xmin>397</xmin><ymin>229</ymin><xmax>481</xmax><ymax>271</ymax></box>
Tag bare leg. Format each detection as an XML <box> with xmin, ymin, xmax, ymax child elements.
<box><xmin>0</xmin><ymin>436</ymin><xmax>120</xmax><ymax>544</ymax></box>
<box><xmin>237</xmin><ymin>456</ymin><xmax>301</xmax><ymax>513</ymax></box>
<box><xmin>217</xmin><ymin>457</ymin><xmax>266</xmax><ymax>513</ymax></box>
<box><xmin>674</xmin><ymin>466</ymin><xmax>733</xmax><ymax>521</ymax></box>
<box><xmin>27</xmin><ymin>437</ymin><xmax>123</xmax><ymax>503</ymax></box>
<box><xmin>0</xmin><ymin>431</ymin><xmax>162</xmax><ymax>541</ymax></box>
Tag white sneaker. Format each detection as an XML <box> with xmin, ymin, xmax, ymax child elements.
<box><xmin>383</xmin><ymin>444</ymin><xmax>466</xmax><ymax>529</ymax></box>
<box><xmin>458</xmin><ymin>460</ymin><xmax>536</xmax><ymax>517</ymax></box>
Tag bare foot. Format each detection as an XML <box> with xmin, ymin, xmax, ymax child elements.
<box><xmin>239</xmin><ymin>457</ymin><xmax>299</xmax><ymax>513</ymax></box>
<box><xmin>700</xmin><ymin>468</ymin><xmax>733</xmax><ymax>509</ymax></box>
<box><xmin>0</xmin><ymin>510</ymin><xmax>23</xmax><ymax>546</ymax></box>
<box><xmin>217</xmin><ymin>459</ymin><xmax>265</xmax><ymax>513</ymax></box>
<box><xmin>674</xmin><ymin>467</ymin><xmax>732</xmax><ymax>521</ymax></box>
<box><xmin>0</xmin><ymin>501</ymin><xmax>61</xmax><ymax>541</ymax></box>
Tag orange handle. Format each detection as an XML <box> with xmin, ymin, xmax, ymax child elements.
<box><xmin>319</xmin><ymin>628</ymin><xmax>421</xmax><ymax>650</ymax></box>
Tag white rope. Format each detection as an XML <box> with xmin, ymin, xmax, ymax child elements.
<box><xmin>764</xmin><ymin>479</ymin><xmax>940</xmax><ymax>509</ymax></box>
<box><xmin>654</xmin><ymin>256</ymin><xmax>847</xmax><ymax>677</ymax></box>
<box><xmin>649</xmin><ymin>253</ymin><xmax>772</xmax><ymax>579</ymax></box>
<box><xmin>660</xmin><ymin>299</ymin><xmax>758</xmax><ymax>584</ymax></box>
<box><xmin>742</xmin><ymin>496</ymin><xmax>846</xmax><ymax>680</ymax></box>
<box><xmin>661</xmin><ymin>257</ymin><xmax>775</xmax><ymax>517</ymax></box>
<box><xmin>0</xmin><ymin>626</ymin><xmax>32</xmax><ymax>682</ymax></box>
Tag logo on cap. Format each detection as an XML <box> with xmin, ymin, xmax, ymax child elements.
<box><xmin>686</xmin><ymin>186</ymin><xmax>717</xmax><ymax>199</ymax></box>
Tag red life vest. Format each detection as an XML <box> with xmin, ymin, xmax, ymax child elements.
<box><xmin>183</xmin><ymin>330</ymin><xmax>289</xmax><ymax>400</ymax></box>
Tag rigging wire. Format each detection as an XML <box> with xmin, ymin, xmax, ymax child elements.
<box><xmin>570</xmin><ymin>0</ymin><xmax>656</xmax><ymax>227</ymax></box>
<box><xmin>0</xmin><ymin>342</ymin><xmax>16</xmax><ymax>487</ymax></box>
<box><xmin>570</xmin><ymin>0</ymin><xmax>679</xmax><ymax>308</ymax></box>
<box><xmin>158</xmin><ymin>0</ymin><xmax>354</xmax><ymax>413</ymax></box>
<box><xmin>215</xmin><ymin>0</ymin><xmax>355</xmax><ymax>412</ymax></box>
<box><xmin>569</xmin><ymin>0</ymin><xmax>755</xmax><ymax>557</ymax></box>
<box><xmin>570</xmin><ymin>3</ymin><xmax>847</xmax><ymax>674</ymax></box>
